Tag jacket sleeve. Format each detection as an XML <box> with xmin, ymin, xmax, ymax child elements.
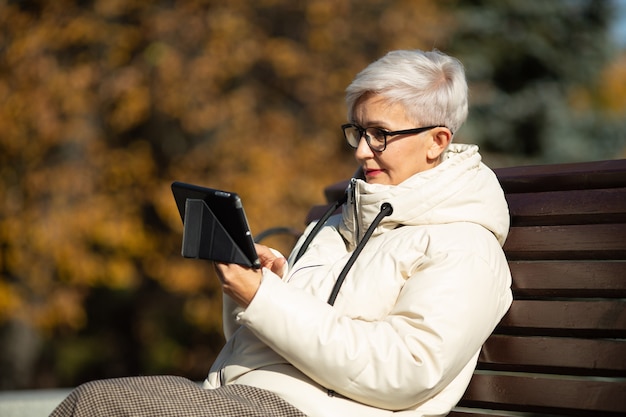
<box><xmin>238</xmin><ymin>243</ymin><xmax>512</xmax><ymax>410</ymax></box>
<box><xmin>222</xmin><ymin>294</ymin><xmax>244</xmax><ymax>340</ymax></box>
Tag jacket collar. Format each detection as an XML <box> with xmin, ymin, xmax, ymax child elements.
<box><xmin>339</xmin><ymin>144</ymin><xmax>509</xmax><ymax>246</ymax></box>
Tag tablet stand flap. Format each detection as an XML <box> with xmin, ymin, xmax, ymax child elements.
<box><xmin>181</xmin><ymin>198</ymin><xmax>252</xmax><ymax>266</ymax></box>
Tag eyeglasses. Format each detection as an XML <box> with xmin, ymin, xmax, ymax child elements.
<box><xmin>342</xmin><ymin>123</ymin><xmax>447</xmax><ymax>152</ymax></box>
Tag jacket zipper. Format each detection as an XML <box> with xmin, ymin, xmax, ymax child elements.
<box><xmin>349</xmin><ymin>178</ymin><xmax>359</xmax><ymax>243</ymax></box>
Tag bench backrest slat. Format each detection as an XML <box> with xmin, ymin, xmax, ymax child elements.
<box><xmin>509</xmin><ymin>261</ymin><xmax>626</xmax><ymax>298</ymax></box>
<box><xmin>495</xmin><ymin>159</ymin><xmax>626</xmax><ymax>193</ymax></box>
<box><xmin>458</xmin><ymin>374</ymin><xmax>626</xmax><ymax>416</ymax></box>
<box><xmin>504</xmin><ymin>223</ymin><xmax>626</xmax><ymax>260</ymax></box>
<box><xmin>507</xmin><ymin>187</ymin><xmax>626</xmax><ymax>226</ymax></box>
<box><xmin>480</xmin><ymin>335</ymin><xmax>626</xmax><ymax>376</ymax></box>
<box><xmin>498</xmin><ymin>299</ymin><xmax>626</xmax><ymax>337</ymax></box>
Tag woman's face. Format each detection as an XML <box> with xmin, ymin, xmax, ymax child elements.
<box><xmin>351</xmin><ymin>93</ymin><xmax>449</xmax><ymax>185</ymax></box>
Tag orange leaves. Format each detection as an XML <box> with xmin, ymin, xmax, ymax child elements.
<box><xmin>34</xmin><ymin>288</ymin><xmax>88</xmax><ymax>332</ymax></box>
<box><xmin>0</xmin><ymin>282</ymin><xmax>22</xmax><ymax>322</ymax></box>
<box><xmin>0</xmin><ymin>0</ymin><xmax>455</xmax><ymax>387</ymax></box>
<box><xmin>103</xmin><ymin>67</ymin><xmax>151</xmax><ymax>133</ymax></box>
<box><xmin>598</xmin><ymin>52</ymin><xmax>626</xmax><ymax>115</ymax></box>
<box><xmin>568</xmin><ymin>51</ymin><xmax>626</xmax><ymax>120</ymax></box>
<box><xmin>265</xmin><ymin>38</ymin><xmax>309</xmax><ymax>78</ymax></box>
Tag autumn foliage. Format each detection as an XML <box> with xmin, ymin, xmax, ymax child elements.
<box><xmin>0</xmin><ymin>0</ymin><xmax>455</xmax><ymax>388</ymax></box>
<box><xmin>2</xmin><ymin>0</ymin><xmax>625</xmax><ymax>389</ymax></box>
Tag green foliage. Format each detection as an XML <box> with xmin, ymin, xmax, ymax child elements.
<box><xmin>445</xmin><ymin>0</ymin><xmax>626</xmax><ymax>162</ymax></box>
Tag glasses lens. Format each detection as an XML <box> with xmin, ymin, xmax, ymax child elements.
<box><xmin>365</xmin><ymin>128</ymin><xmax>386</xmax><ymax>151</ymax></box>
<box><xmin>344</xmin><ymin>125</ymin><xmax>361</xmax><ymax>148</ymax></box>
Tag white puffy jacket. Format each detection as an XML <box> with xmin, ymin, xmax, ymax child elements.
<box><xmin>204</xmin><ymin>144</ymin><xmax>513</xmax><ymax>417</ymax></box>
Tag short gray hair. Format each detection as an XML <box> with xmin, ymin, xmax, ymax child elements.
<box><xmin>345</xmin><ymin>50</ymin><xmax>468</xmax><ymax>135</ymax></box>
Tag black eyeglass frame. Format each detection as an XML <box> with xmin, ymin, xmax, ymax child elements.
<box><xmin>342</xmin><ymin>123</ymin><xmax>450</xmax><ymax>152</ymax></box>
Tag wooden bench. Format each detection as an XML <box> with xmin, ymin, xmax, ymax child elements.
<box><xmin>303</xmin><ymin>158</ymin><xmax>626</xmax><ymax>417</ymax></box>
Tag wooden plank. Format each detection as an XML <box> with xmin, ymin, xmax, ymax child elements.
<box><xmin>495</xmin><ymin>159</ymin><xmax>626</xmax><ymax>194</ymax></box>
<box><xmin>458</xmin><ymin>373</ymin><xmax>626</xmax><ymax>415</ymax></box>
<box><xmin>509</xmin><ymin>261</ymin><xmax>626</xmax><ymax>298</ymax></box>
<box><xmin>503</xmin><ymin>224</ymin><xmax>626</xmax><ymax>260</ymax></box>
<box><xmin>506</xmin><ymin>188</ymin><xmax>626</xmax><ymax>226</ymax></box>
<box><xmin>496</xmin><ymin>300</ymin><xmax>626</xmax><ymax>337</ymax></box>
<box><xmin>478</xmin><ymin>335</ymin><xmax>626</xmax><ymax>376</ymax></box>
<box><xmin>448</xmin><ymin>411</ymin><xmax>515</xmax><ymax>417</ymax></box>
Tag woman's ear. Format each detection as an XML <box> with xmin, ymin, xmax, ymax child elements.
<box><xmin>427</xmin><ymin>128</ymin><xmax>452</xmax><ymax>160</ymax></box>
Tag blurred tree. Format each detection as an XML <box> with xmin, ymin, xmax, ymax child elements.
<box><xmin>1</xmin><ymin>0</ymin><xmax>623</xmax><ymax>390</ymax></box>
<box><xmin>443</xmin><ymin>0</ymin><xmax>626</xmax><ymax>163</ymax></box>
<box><xmin>0</xmin><ymin>0</ymin><xmax>448</xmax><ymax>388</ymax></box>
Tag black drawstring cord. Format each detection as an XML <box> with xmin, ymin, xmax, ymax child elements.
<box><xmin>327</xmin><ymin>202</ymin><xmax>393</xmax><ymax>306</ymax></box>
<box><xmin>290</xmin><ymin>191</ymin><xmax>393</xmax><ymax>305</ymax></box>
<box><xmin>324</xmin><ymin>202</ymin><xmax>393</xmax><ymax>398</ymax></box>
<box><xmin>293</xmin><ymin>193</ymin><xmax>348</xmax><ymax>265</ymax></box>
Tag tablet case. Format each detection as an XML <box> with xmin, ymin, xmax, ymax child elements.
<box><xmin>181</xmin><ymin>198</ymin><xmax>254</xmax><ymax>267</ymax></box>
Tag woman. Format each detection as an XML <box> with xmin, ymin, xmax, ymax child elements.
<box><xmin>52</xmin><ymin>49</ymin><xmax>512</xmax><ymax>417</ymax></box>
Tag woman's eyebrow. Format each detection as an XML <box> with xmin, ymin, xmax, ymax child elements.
<box><xmin>354</xmin><ymin>119</ymin><xmax>392</xmax><ymax>129</ymax></box>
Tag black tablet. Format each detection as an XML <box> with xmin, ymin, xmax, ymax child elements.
<box><xmin>171</xmin><ymin>181</ymin><xmax>260</xmax><ymax>268</ymax></box>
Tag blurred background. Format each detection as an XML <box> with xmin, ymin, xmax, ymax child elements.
<box><xmin>1</xmin><ymin>0</ymin><xmax>625</xmax><ymax>391</ymax></box>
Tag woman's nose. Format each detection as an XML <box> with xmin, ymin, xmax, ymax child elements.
<box><xmin>354</xmin><ymin>136</ymin><xmax>374</xmax><ymax>160</ymax></box>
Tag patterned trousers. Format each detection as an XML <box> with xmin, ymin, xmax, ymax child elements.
<box><xmin>50</xmin><ymin>375</ymin><xmax>307</xmax><ymax>417</ymax></box>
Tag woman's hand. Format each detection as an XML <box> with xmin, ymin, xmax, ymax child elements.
<box><xmin>255</xmin><ymin>244</ymin><xmax>287</xmax><ymax>276</ymax></box>
<box><xmin>214</xmin><ymin>244</ymin><xmax>286</xmax><ymax>308</ymax></box>
<box><xmin>214</xmin><ymin>262</ymin><xmax>261</xmax><ymax>308</ymax></box>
